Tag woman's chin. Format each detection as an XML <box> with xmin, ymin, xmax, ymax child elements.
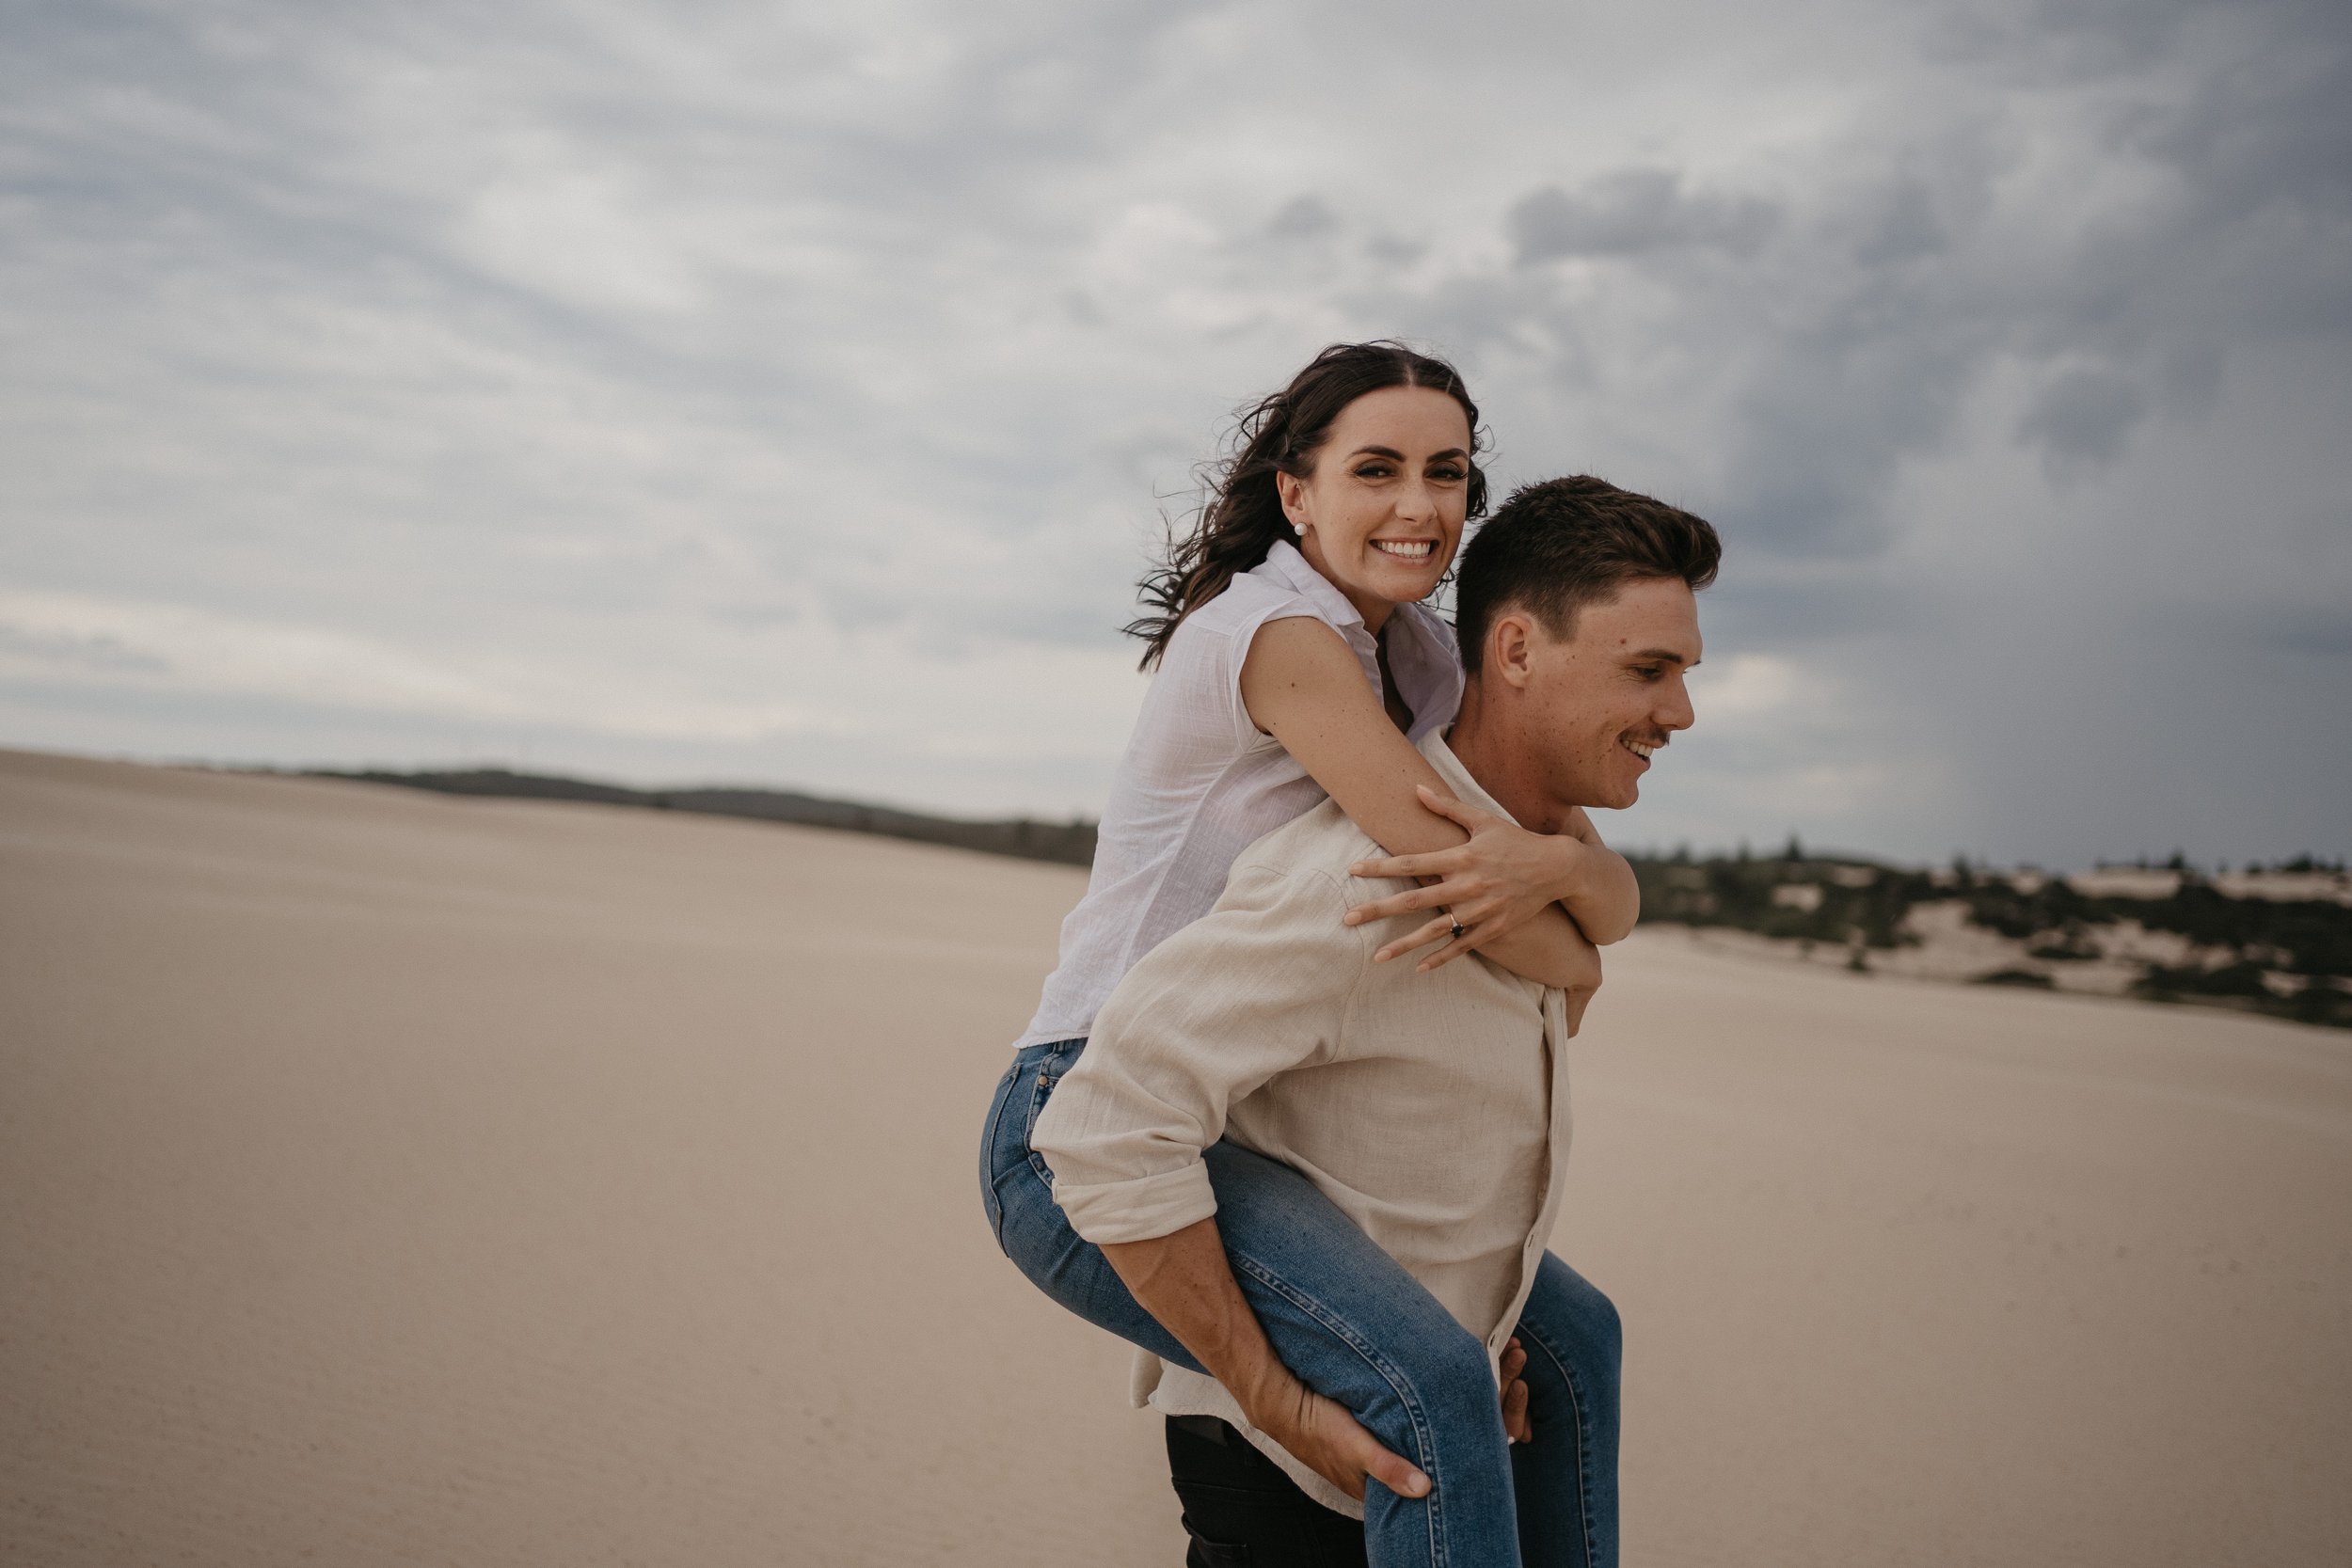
<box><xmin>1364</xmin><ymin>566</ymin><xmax>1446</xmax><ymax>605</ymax></box>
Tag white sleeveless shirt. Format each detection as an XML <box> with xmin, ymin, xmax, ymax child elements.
<box><xmin>1016</xmin><ymin>541</ymin><xmax>1465</xmax><ymax>1048</ymax></box>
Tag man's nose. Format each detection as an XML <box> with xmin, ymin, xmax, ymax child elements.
<box><xmin>1659</xmin><ymin>675</ymin><xmax>1695</xmax><ymax>733</ymax></box>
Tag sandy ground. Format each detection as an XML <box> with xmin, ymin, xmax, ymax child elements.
<box><xmin>3</xmin><ymin>748</ymin><xmax>2346</xmax><ymax>1567</ymax></box>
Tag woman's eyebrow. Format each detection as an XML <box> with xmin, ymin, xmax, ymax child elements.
<box><xmin>1347</xmin><ymin>444</ymin><xmax>1469</xmax><ymax>462</ymax></box>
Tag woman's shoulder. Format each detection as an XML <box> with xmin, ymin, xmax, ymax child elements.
<box><xmin>1156</xmin><ymin>573</ymin><xmax>1325</xmax><ymax>673</ymax></box>
<box><xmin>1179</xmin><ymin>567</ymin><xmax>1324</xmax><ymax>638</ymax></box>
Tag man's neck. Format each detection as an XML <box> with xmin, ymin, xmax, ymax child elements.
<box><xmin>1446</xmin><ymin>680</ymin><xmax>1568</xmax><ymax>835</ymax></box>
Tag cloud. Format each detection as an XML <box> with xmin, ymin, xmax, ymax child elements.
<box><xmin>1268</xmin><ymin>195</ymin><xmax>1339</xmax><ymax>241</ymax></box>
<box><xmin>1509</xmin><ymin>171</ymin><xmax>1781</xmax><ymax>263</ymax></box>
<box><xmin>0</xmin><ymin>0</ymin><xmax>2345</xmax><ymax>863</ymax></box>
<box><xmin>2017</xmin><ymin>366</ymin><xmax>2150</xmax><ymax>474</ymax></box>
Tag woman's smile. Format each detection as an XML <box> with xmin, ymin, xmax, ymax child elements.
<box><xmin>1277</xmin><ymin>384</ymin><xmax>1473</xmax><ymax>630</ymax></box>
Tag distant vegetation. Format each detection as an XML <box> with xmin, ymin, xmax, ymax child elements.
<box><xmin>306</xmin><ymin>768</ymin><xmax>2349</xmax><ymax>1030</ymax></box>
<box><xmin>1629</xmin><ymin>840</ymin><xmax>2352</xmax><ymax>1029</ymax></box>
<box><xmin>305</xmin><ymin>768</ymin><xmax>1099</xmax><ymax>868</ymax></box>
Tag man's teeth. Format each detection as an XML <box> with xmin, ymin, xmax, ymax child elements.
<box><xmin>1371</xmin><ymin>540</ymin><xmax>1435</xmax><ymax>560</ymax></box>
<box><xmin>1625</xmin><ymin>739</ymin><xmax>1656</xmax><ymax>760</ymax></box>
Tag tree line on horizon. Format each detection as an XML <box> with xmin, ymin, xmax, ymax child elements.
<box><xmin>303</xmin><ymin>766</ymin><xmax>2351</xmax><ymax>1030</ymax></box>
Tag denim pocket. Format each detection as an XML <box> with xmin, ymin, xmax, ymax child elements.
<box><xmin>1022</xmin><ymin>1037</ymin><xmax>1084</xmax><ymax>1186</ymax></box>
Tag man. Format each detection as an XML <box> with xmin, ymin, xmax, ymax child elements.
<box><xmin>1032</xmin><ymin>476</ymin><xmax>1720</xmax><ymax>1566</ymax></box>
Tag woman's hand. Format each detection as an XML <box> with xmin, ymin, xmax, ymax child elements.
<box><xmin>1343</xmin><ymin>787</ymin><xmax>1603</xmax><ymax>971</ymax></box>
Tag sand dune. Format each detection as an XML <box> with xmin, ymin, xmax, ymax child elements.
<box><xmin>2</xmin><ymin>748</ymin><xmax>2346</xmax><ymax>1566</ymax></box>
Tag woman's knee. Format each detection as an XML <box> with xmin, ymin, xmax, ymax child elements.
<box><xmin>1353</xmin><ymin>1319</ymin><xmax>1509</xmax><ymax>1462</ymax></box>
<box><xmin>1534</xmin><ymin>1259</ymin><xmax>1622</xmax><ymax>1364</ymax></box>
<box><xmin>1579</xmin><ymin>1281</ymin><xmax>1623</xmax><ymax>1372</ymax></box>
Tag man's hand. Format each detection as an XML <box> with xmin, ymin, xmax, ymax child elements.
<box><xmin>1244</xmin><ymin>1373</ymin><xmax>1432</xmax><ymax>1503</ymax></box>
<box><xmin>1101</xmin><ymin>1219</ymin><xmax>1431</xmax><ymax>1503</ymax></box>
<box><xmin>1500</xmin><ymin>1337</ymin><xmax>1534</xmax><ymax>1444</ymax></box>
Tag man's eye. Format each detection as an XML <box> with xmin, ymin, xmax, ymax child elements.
<box><xmin>1633</xmin><ymin>666</ymin><xmax>1663</xmax><ymax>681</ymax></box>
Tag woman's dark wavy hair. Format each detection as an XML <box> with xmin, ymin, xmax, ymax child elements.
<box><xmin>1125</xmin><ymin>341</ymin><xmax>1488</xmax><ymax>670</ymax></box>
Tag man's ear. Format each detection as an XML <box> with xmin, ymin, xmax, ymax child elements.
<box><xmin>1487</xmin><ymin>611</ymin><xmax>1538</xmax><ymax>690</ymax></box>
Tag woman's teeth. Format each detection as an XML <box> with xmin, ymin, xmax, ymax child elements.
<box><xmin>1371</xmin><ymin>539</ymin><xmax>1436</xmax><ymax>560</ymax></box>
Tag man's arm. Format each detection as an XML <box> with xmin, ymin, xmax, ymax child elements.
<box><xmin>1100</xmin><ymin>1218</ymin><xmax>1430</xmax><ymax>1502</ymax></box>
<box><xmin>1030</xmin><ymin>862</ymin><xmax>1432</xmax><ymax>1499</ymax></box>
<box><xmin>1032</xmin><ymin>863</ymin><xmax>1354</xmax><ymax>1243</ymax></box>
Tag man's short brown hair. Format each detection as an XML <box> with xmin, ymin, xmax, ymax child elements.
<box><xmin>1452</xmin><ymin>475</ymin><xmax>1721</xmax><ymax>671</ymax></box>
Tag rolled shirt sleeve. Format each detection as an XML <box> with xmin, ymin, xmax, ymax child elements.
<box><xmin>1030</xmin><ymin>861</ymin><xmax>1369</xmax><ymax>1245</ymax></box>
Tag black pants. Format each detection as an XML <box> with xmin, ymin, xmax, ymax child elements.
<box><xmin>1166</xmin><ymin>1417</ymin><xmax>1368</xmax><ymax>1568</ymax></box>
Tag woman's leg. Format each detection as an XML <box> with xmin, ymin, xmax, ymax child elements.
<box><xmin>1200</xmin><ymin>1142</ymin><xmax>1523</xmax><ymax>1568</ymax></box>
<box><xmin>980</xmin><ymin>1040</ymin><xmax>1200</xmax><ymax>1365</ymax></box>
<box><xmin>1504</xmin><ymin>1255</ymin><xmax>1622</xmax><ymax>1568</ymax></box>
<box><xmin>979</xmin><ymin>1039</ymin><xmax>1525</xmax><ymax>1567</ymax></box>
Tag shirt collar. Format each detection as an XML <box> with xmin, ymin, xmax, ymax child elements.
<box><xmin>1419</xmin><ymin>730</ymin><xmax>1520</xmax><ymax>829</ymax></box>
<box><xmin>1255</xmin><ymin>541</ymin><xmax>1467</xmax><ymax>743</ymax></box>
<box><xmin>1258</xmin><ymin>540</ymin><xmax>1368</xmax><ymax>637</ymax></box>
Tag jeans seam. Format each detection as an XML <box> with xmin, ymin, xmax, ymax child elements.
<box><xmin>979</xmin><ymin>1065</ymin><xmax>1018</xmax><ymax>1246</ymax></box>
<box><xmin>1224</xmin><ymin>1249</ymin><xmax>1452</xmax><ymax>1568</ymax></box>
<box><xmin>1518</xmin><ymin>1316</ymin><xmax>1596</xmax><ymax>1568</ymax></box>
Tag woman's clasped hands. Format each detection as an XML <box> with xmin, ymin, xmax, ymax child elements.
<box><xmin>1344</xmin><ymin>784</ymin><xmax>1613</xmax><ymax>981</ymax></box>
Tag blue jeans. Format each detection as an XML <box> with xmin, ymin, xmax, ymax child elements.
<box><xmin>979</xmin><ymin>1038</ymin><xmax>1621</xmax><ymax>1568</ymax></box>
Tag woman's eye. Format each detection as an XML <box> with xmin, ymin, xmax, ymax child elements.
<box><xmin>1428</xmin><ymin>466</ymin><xmax>1465</xmax><ymax>483</ymax></box>
<box><xmin>1354</xmin><ymin>463</ymin><xmax>1394</xmax><ymax>480</ymax></box>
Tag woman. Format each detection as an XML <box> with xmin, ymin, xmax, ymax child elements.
<box><xmin>980</xmin><ymin>342</ymin><xmax>1631</xmax><ymax>1565</ymax></box>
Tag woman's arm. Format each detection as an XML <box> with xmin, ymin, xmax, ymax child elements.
<box><xmin>1237</xmin><ymin>616</ymin><xmax>1616</xmax><ymax>985</ymax></box>
<box><xmin>1352</xmin><ymin>792</ymin><xmax>1643</xmax><ymax>948</ymax></box>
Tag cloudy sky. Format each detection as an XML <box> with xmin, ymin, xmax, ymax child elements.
<box><xmin>3</xmin><ymin>0</ymin><xmax>2345</xmax><ymax>867</ymax></box>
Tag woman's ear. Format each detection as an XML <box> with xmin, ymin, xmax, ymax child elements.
<box><xmin>1275</xmin><ymin>469</ymin><xmax>1310</xmax><ymax>531</ymax></box>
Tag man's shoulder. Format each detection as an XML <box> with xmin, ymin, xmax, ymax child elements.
<box><xmin>1111</xmin><ymin>804</ymin><xmax>1375</xmax><ymax>987</ymax></box>
<box><xmin>1221</xmin><ymin>802</ymin><xmax>1403</xmax><ymax>913</ymax></box>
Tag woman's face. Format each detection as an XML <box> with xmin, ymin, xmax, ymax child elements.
<box><xmin>1277</xmin><ymin>385</ymin><xmax>1473</xmax><ymax>631</ymax></box>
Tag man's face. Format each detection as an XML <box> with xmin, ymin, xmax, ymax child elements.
<box><xmin>1515</xmin><ymin>577</ymin><xmax>1702</xmax><ymax>811</ymax></box>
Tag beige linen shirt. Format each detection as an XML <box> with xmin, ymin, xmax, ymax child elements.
<box><xmin>1017</xmin><ymin>540</ymin><xmax>1461</xmax><ymax>1049</ymax></box>
<box><xmin>1029</xmin><ymin>731</ymin><xmax>1576</xmax><ymax>1516</ymax></box>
